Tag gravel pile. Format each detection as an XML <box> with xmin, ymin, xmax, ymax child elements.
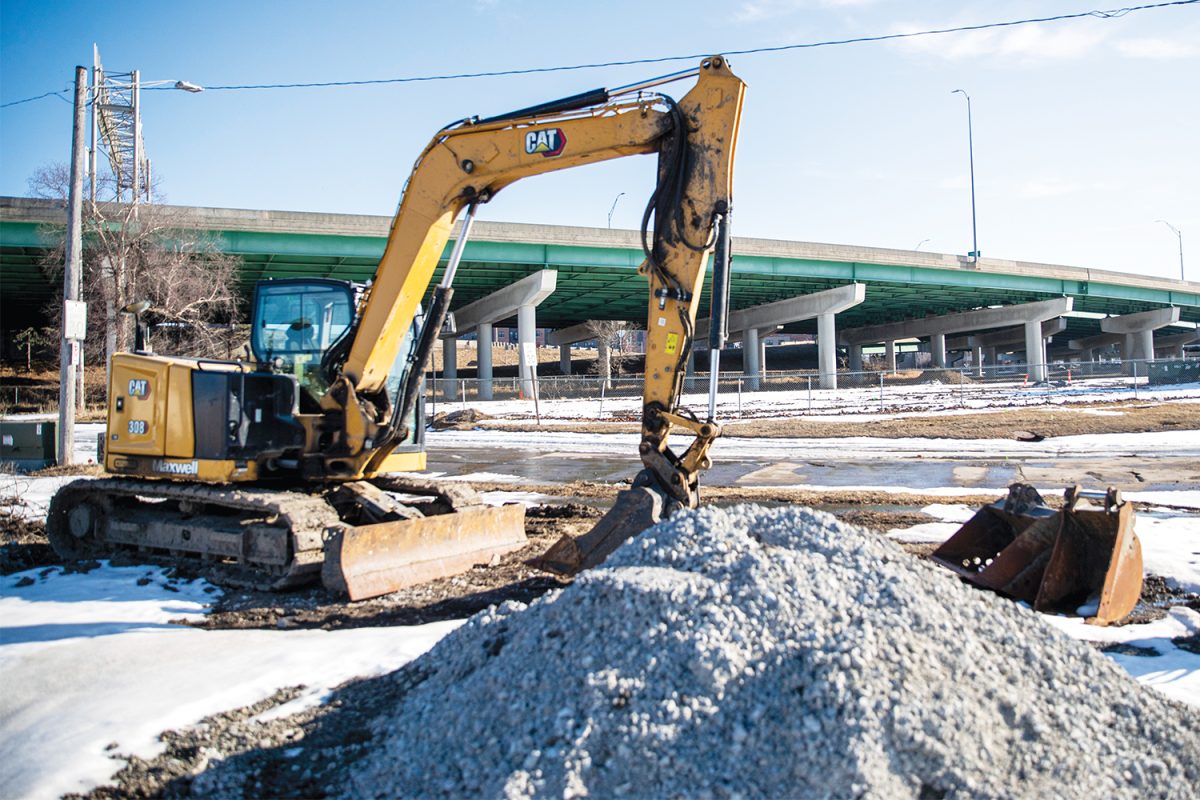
<box><xmin>347</xmin><ymin>504</ymin><xmax>1200</xmax><ymax>799</ymax></box>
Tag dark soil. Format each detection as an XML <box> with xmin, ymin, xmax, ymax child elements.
<box><xmin>481</xmin><ymin>400</ymin><xmax>1200</xmax><ymax>440</ymax></box>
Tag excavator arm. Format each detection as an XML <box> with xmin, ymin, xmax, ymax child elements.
<box><xmin>317</xmin><ymin>56</ymin><xmax>746</xmax><ymax>501</ymax></box>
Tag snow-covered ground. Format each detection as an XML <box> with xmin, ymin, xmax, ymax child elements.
<box><xmin>431</xmin><ymin>377</ymin><xmax>1200</xmax><ymax>420</ymax></box>
<box><xmin>2</xmin><ymin>403</ymin><xmax>1198</xmax><ymax>798</ymax></box>
<box><xmin>0</xmin><ymin>565</ymin><xmax>461</xmax><ymax>799</ymax></box>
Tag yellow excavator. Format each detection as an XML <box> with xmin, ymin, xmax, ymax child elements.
<box><xmin>47</xmin><ymin>56</ymin><xmax>747</xmax><ymax>600</ymax></box>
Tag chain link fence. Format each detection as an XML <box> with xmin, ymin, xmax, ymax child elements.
<box><xmin>427</xmin><ymin>358</ymin><xmax>1197</xmax><ymax>418</ymax></box>
<box><xmin>1</xmin><ymin>358</ymin><xmax>1191</xmax><ymax>418</ymax></box>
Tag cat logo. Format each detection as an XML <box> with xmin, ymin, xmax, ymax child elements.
<box><xmin>524</xmin><ymin>128</ymin><xmax>566</xmax><ymax>158</ymax></box>
<box><xmin>128</xmin><ymin>379</ymin><xmax>150</xmax><ymax>397</ymax></box>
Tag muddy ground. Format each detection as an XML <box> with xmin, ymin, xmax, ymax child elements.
<box><xmin>3</xmin><ymin>400</ymin><xmax>1198</xmax><ymax>797</ymax></box>
<box><xmin>450</xmin><ymin>398</ymin><xmax>1200</xmax><ymax>439</ymax></box>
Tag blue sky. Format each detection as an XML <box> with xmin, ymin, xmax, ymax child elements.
<box><xmin>2</xmin><ymin>0</ymin><xmax>1197</xmax><ymax>279</ymax></box>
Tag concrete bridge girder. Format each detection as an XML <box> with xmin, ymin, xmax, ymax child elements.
<box><xmin>1155</xmin><ymin>330</ymin><xmax>1200</xmax><ymax>358</ymax></box>
<box><xmin>440</xmin><ymin>269</ymin><xmax>557</xmax><ymax>400</ymax></box>
<box><xmin>839</xmin><ymin>297</ymin><xmax>1073</xmax><ymax>382</ymax></box>
<box><xmin>1100</xmin><ymin>306</ymin><xmax>1182</xmax><ymax>368</ymax></box>
<box><xmin>694</xmin><ymin>283</ymin><xmax>866</xmax><ymax>390</ymax></box>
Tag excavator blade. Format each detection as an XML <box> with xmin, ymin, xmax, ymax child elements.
<box><xmin>931</xmin><ymin>484</ymin><xmax>1143</xmax><ymax>625</ymax></box>
<box><xmin>528</xmin><ymin>484</ymin><xmax>666</xmax><ymax>577</ymax></box>
<box><xmin>322</xmin><ymin>504</ymin><xmax>527</xmax><ymax>601</ymax></box>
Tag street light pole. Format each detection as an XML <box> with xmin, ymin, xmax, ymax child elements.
<box><xmin>607</xmin><ymin>192</ymin><xmax>625</xmax><ymax>228</ymax></box>
<box><xmin>951</xmin><ymin>89</ymin><xmax>978</xmax><ymax>264</ymax></box>
<box><xmin>1156</xmin><ymin>220</ymin><xmax>1184</xmax><ymax>280</ymax></box>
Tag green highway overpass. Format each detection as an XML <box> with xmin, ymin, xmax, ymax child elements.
<box><xmin>3</xmin><ymin>195</ymin><xmax>1197</xmax><ymax>351</ymax></box>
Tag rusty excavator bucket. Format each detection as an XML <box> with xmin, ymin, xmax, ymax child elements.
<box><xmin>529</xmin><ymin>471</ymin><xmax>675</xmax><ymax>577</ymax></box>
<box><xmin>931</xmin><ymin>483</ymin><xmax>1143</xmax><ymax>625</ymax></box>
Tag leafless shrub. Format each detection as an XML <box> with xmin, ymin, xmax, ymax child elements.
<box><xmin>584</xmin><ymin>320</ymin><xmax>640</xmax><ymax>387</ymax></box>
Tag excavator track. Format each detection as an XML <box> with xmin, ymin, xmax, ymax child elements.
<box><xmin>46</xmin><ymin>478</ymin><xmax>342</xmax><ymax>591</ymax></box>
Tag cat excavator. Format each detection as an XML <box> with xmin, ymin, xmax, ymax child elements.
<box><xmin>47</xmin><ymin>56</ymin><xmax>747</xmax><ymax>600</ymax></box>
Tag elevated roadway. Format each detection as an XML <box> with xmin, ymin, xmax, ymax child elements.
<box><xmin>3</xmin><ymin>196</ymin><xmax>1197</xmax><ymax>356</ymax></box>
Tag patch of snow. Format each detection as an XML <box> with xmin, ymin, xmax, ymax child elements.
<box><xmin>1041</xmin><ymin>608</ymin><xmax>1200</xmax><ymax>708</ymax></box>
<box><xmin>480</xmin><ymin>490</ymin><xmax>554</xmax><ymax>507</ymax></box>
<box><xmin>438</xmin><ymin>471</ymin><xmax>527</xmax><ymax>483</ymax></box>
<box><xmin>0</xmin><ymin>564</ymin><xmax>460</xmax><ymax>800</ymax></box>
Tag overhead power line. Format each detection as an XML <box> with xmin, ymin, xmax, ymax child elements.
<box><xmin>3</xmin><ymin>0</ymin><xmax>1196</xmax><ymax>108</ymax></box>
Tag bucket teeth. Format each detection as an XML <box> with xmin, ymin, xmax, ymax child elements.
<box><xmin>528</xmin><ymin>483</ymin><xmax>669</xmax><ymax>577</ymax></box>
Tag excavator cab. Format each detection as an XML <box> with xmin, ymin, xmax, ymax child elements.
<box><xmin>251</xmin><ymin>278</ymin><xmax>355</xmax><ymax>409</ymax></box>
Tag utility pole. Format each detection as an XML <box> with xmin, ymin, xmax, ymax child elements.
<box><xmin>58</xmin><ymin>66</ymin><xmax>88</xmax><ymax>466</ymax></box>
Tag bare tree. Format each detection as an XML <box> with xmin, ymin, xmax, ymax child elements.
<box><xmin>584</xmin><ymin>319</ymin><xmax>633</xmax><ymax>389</ymax></box>
<box><xmin>30</xmin><ymin>163</ymin><xmax>242</xmax><ymax>369</ymax></box>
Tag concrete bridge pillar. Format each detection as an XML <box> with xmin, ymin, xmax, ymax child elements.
<box><xmin>818</xmin><ymin>312</ymin><xmax>837</xmax><ymax>390</ymax></box>
<box><xmin>477</xmin><ymin>322</ymin><xmax>493</xmax><ymax>401</ymax></box>
<box><xmin>885</xmin><ymin>340</ymin><xmax>896</xmax><ymax>373</ymax></box>
<box><xmin>442</xmin><ymin>338</ymin><xmax>458</xmax><ymax>400</ymax></box>
<box><xmin>1024</xmin><ymin>320</ymin><xmax>1047</xmax><ymax>382</ymax></box>
<box><xmin>848</xmin><ymin>343</ymin><xmax>863</xmax><ymax>373</ymax></box>
<box><xmin>442</xmin><ymin>269</ymin><xmax>557</xmax><ymax>400</ymax></box>
<box><xmin>1102</xmin><ymin>306</ymin><xmax>1180</xmax><ymax>376</ymax></box>
<box><xmin>931</xmin><ymin>333</ymin><xmax>947</xmax><ymax>369</ymax></box>
<box><xmin>973</xmin><ymin>345</ymin><xmax>984</xmax><ymax>377</ymax></box>
<box><xmin>744</xmin><ymin>328</ymin><xmax>761</xmax><ymax>390</ymax></box>
<box><xmin>559</xmin><ymin>344</ymin><xmax>571</xmax><ymax>375</ymax></box>
<box><xmin>517</xmin><ymin>304</ymin><xmax>537</xmax><ymax>399</ymax></box>
<box><xmin>1136</xmin><ymin>329</ymin><xmax>1155</xmax><ymax>365</ymax></box>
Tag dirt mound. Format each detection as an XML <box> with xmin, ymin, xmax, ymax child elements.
<box><xmin>0</xmin><ymin>512</ymin><xmax>55</xmax><ymax>575</ymax></box>
<box><xmin>429</xmin><ymin>408</ymin><xmax>495</xmax><ymax>429</ymax></box>
<box><xmin>348</xmin><ymin>505</ymin><xmax>1200</xmax><ymax>799</ymax></box>
<box><xmin>918</xmin><ymin>368</ymin><xmax>973</xmax><ymax>384</ymax></box>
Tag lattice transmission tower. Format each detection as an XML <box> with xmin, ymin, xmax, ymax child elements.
<box><xmin>89</xmin><ymin>44</ymin><xmax>151</xmax><ymax>206</ymax></box>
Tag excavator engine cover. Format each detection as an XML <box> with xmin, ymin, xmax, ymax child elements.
<box><xmin>931</xmin><ymin>483</ymin><xmax>1143</xmax><ymax>625</ymax></box>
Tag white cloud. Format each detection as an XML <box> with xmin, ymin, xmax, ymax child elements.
<box><xmin>891</xmin><ymin>20</ymin><xmax>1109</xmax><ymax>62</ymax></box>
<box><xmin>736</xmin><ymin>0</ymin><xmax>875</xmax><ymax>23</ymax></box>
<box><xmin>1116</xmin><ymin>37</ymin><xmax>1199</xmax><ymax>60</ymax></box>
<box><xmin>1019</xmin><ymin>179</ymin><xmax>1083</xmax><ymax>199</ymax></box>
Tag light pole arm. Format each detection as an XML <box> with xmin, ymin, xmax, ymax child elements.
<box><xmin>1157</xmin><ymin>220</ymin><xmax>1184</xmax><ymax>281</ymax></box>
